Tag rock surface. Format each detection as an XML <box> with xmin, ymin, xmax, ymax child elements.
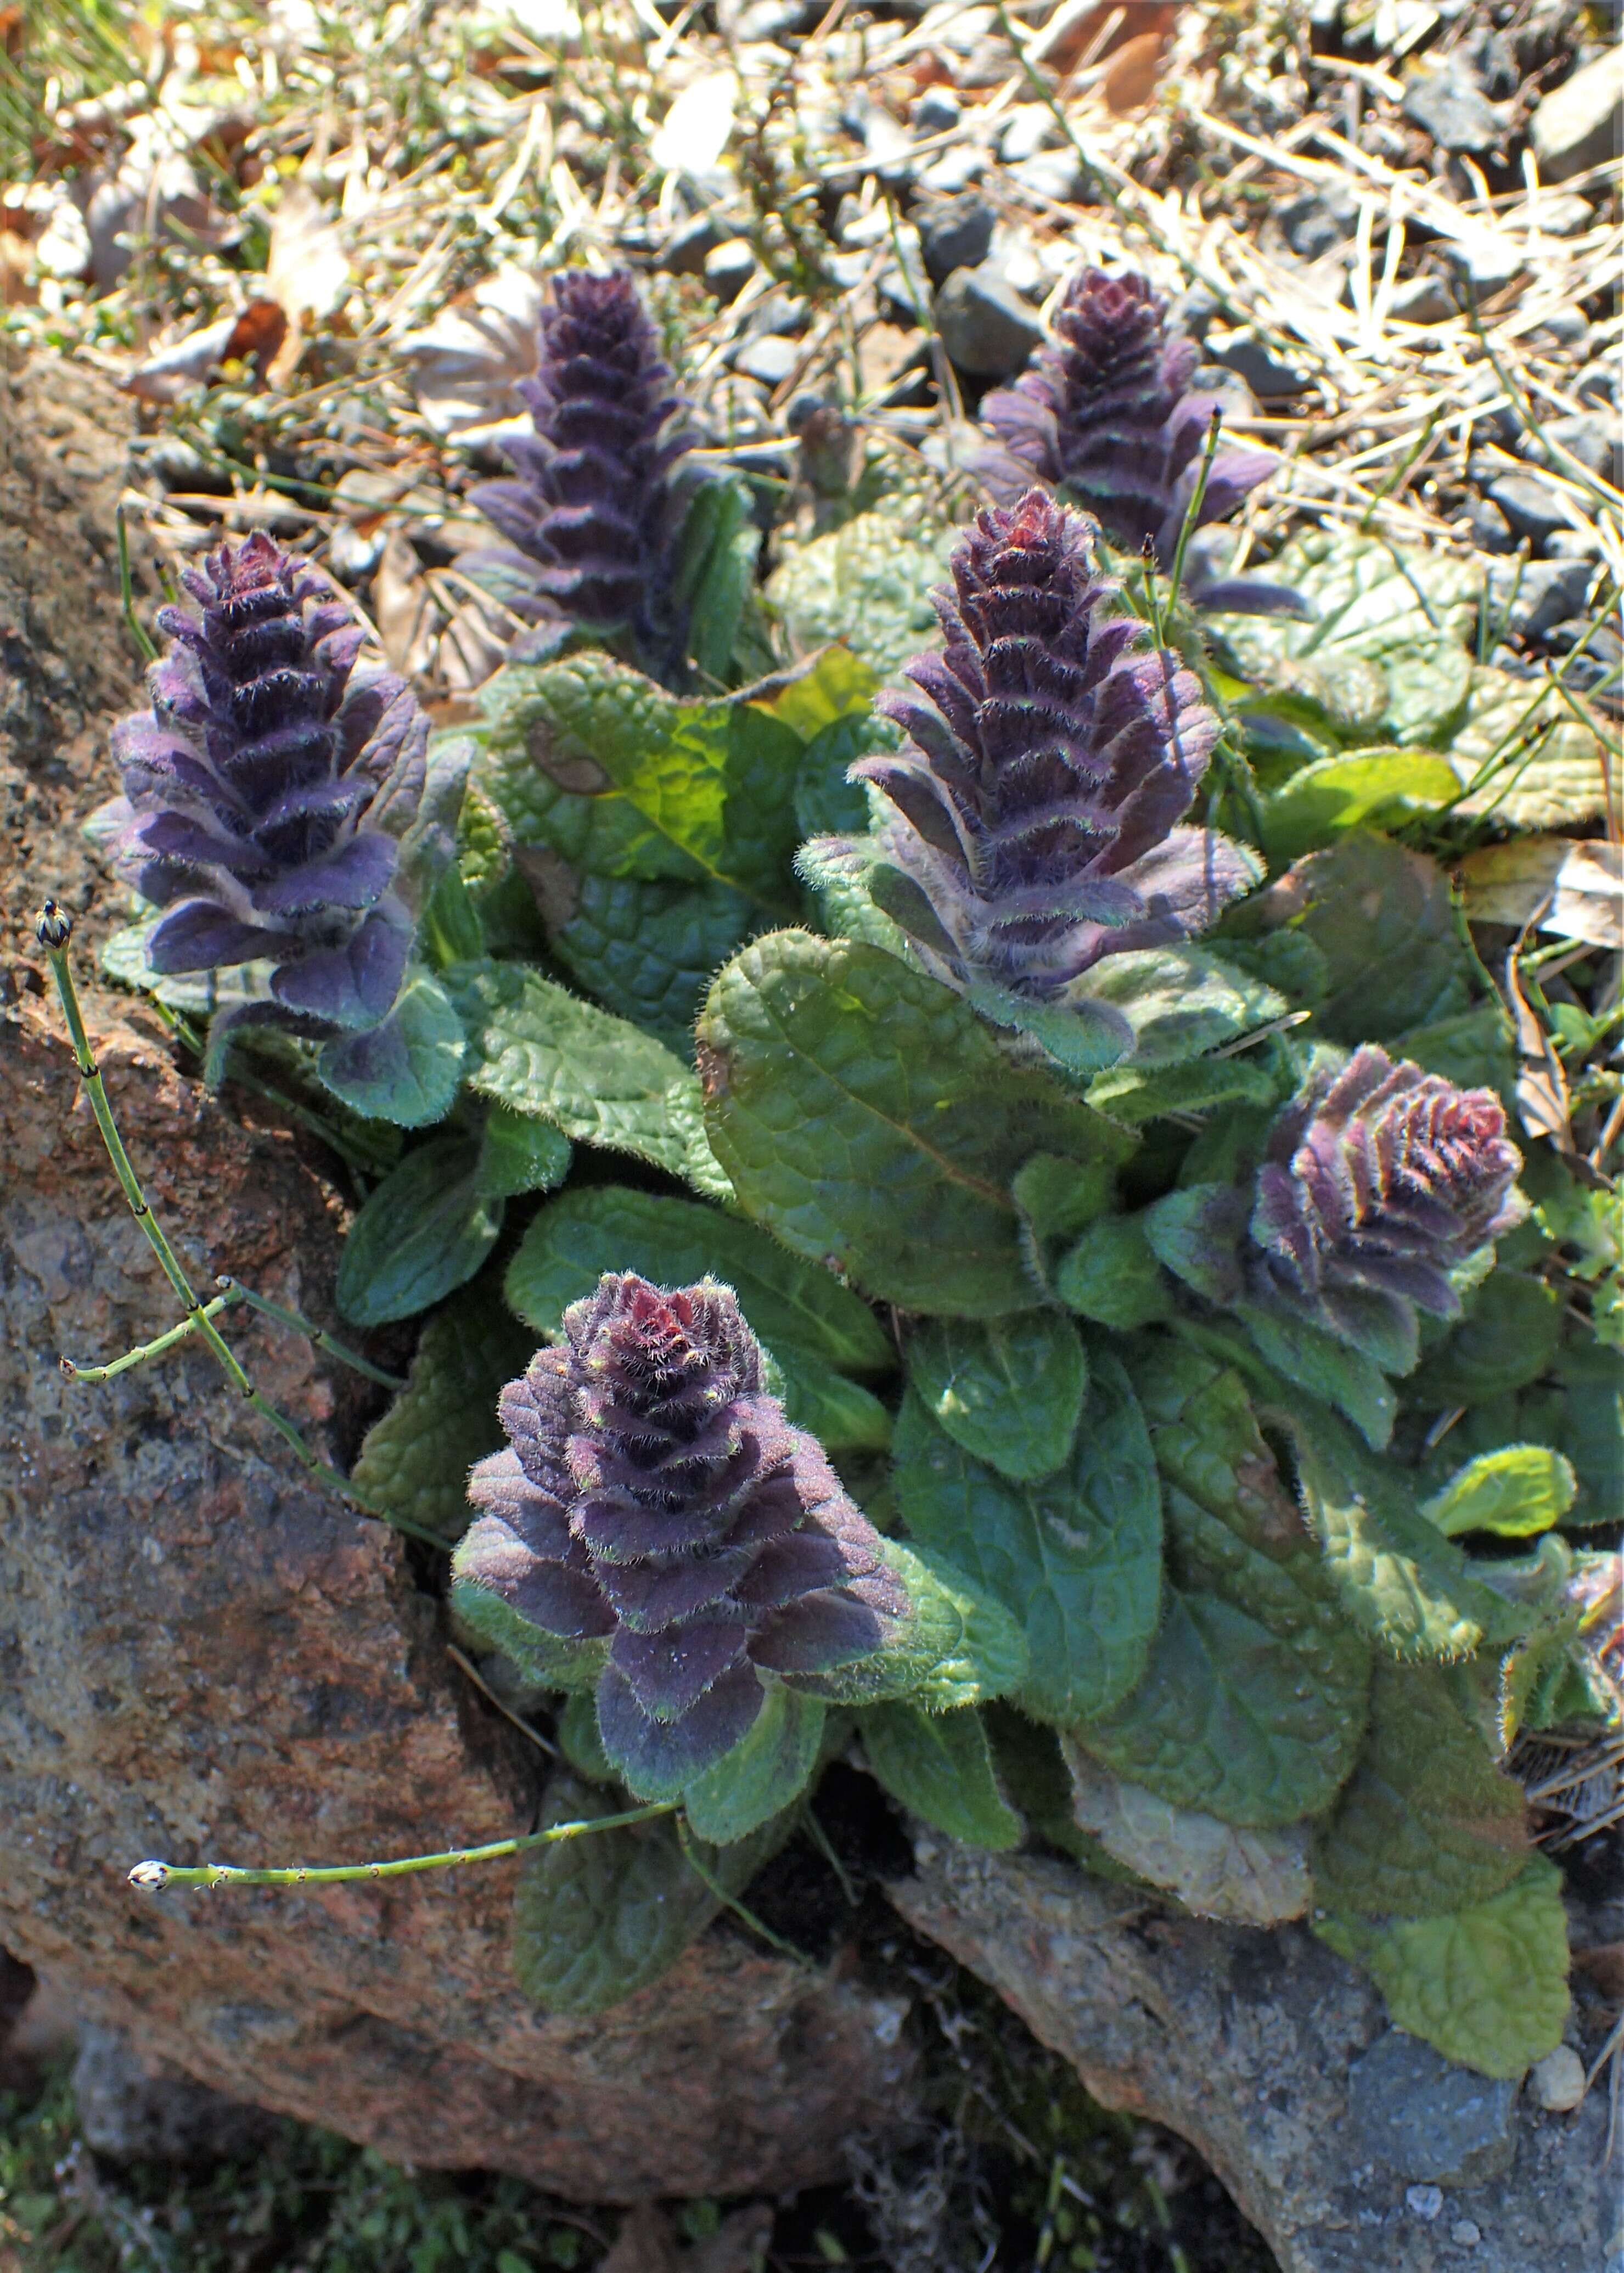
<box><xmin>1531</xmin><ymin>47</ymin><xmax>1624</xmax><ymax>181</ymax></box>
<box><xmin>890</xmin><ymin>1840</ymin><xmax>1610</xmax><ymax>2273</ymax></box>
<box><xmin>0</xmin><ymin>348</ymin><xmax>916</xmax><ymax>2199</ymax></box>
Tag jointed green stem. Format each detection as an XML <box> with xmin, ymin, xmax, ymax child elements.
<box><xmin>62</xmin><ymin>1292</ymin><xmax>236</xmax><ymax>1384</ymax></box>
<box><xmin>116</xmin><ymin>503</ymin><xmax>157</xmax><ymax>665</ymax></box>
<box><xmin>1165</xmin><ymin>408</ymin><xmax>1224</xmax><ymax>618</ymax></box>
<box><xmin>217</xmin><ymin>1277</ymin><xmax>406</xmax><ymax>1389</ymax></box>
<box><xmin>676</xmin><ymin>1820</ymin><xmax>810</xmax><ymax>1965</ymax></box>
<box><xmin>36</xmin><ymin>903</ymin><xmax>440</xmax><ymax>1550</ymax></box>
<box><xmin>130</xmin><ymin>1802</ymin><xmax>681</xmax><ymax>1892</ymax></box>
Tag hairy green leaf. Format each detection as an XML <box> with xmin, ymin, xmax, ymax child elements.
<box><xmin>906</xmin><ymin>1312</ymin><xmax>1088</xmax><ymax>1482</ymax></box>
<box><xmin>1424</xmin><ymin>1271</ymin><xmax>1561</xmax><ymax>1403</ymax></box>
<box><xmin>529</xmin><ymin>861</ymin><xmax>755</xmax><ymax>1054</ymax></box>
<box><xmin>317</xmin><ymin>971</ymin><xmax>467</xmax><ymax>1129</ymax></box>
<box><xmin>1257</xmin><ymin>835</ymin><xmax>1476</xmax><ymax>1047</ymax></box>
<box><xmin>1076</xmin><ymin>1352</ymin><xmax>1370</xmax><ymax>1827</ymax></box>
<box><xmin>1240</xmin><ymin>1299</ymin><xmax>1397</xmax><ymax>1449</ymax></box>
<box><xmin>1315</xmin><ymin>1858</ymin><xmax>1570</xmax><ymax>2080</ymax></box>
<box><xmin>681</xmin><ymin>1685</ymin><xmax>825</xmax><ymax>1845</ymax></box>
<box><xmin>1054</xmin><ymin>1215</ymin><xmax>1174</xmax><ymax>1329</ymax></box>
<box><xmin>447</xmin><ymin>958</ymin><xmax>728</xmax><ymax>1198</ymax></box>
<box><xmin>859</xmin><ymin>1703</ymin><xmax>1022</xmax><ymax>1850</ymax></box>
<box><xmin>336</xmin><ymin>1136</ymin><xmax>503</xmax><ymax>1327</ymax></box>
<box><xmin>1260</xmin><ymin>749</ymin><xmax>1461</xmax><ymax>863</ymax></box>
<box><xmin>513</xmin><ymin>1777</ymin><xmax>788</xmax><ymax>2014</ymax></box>
<box><xmin>1069</xmin><ymin>946</ymin><xmax>1282</xmax><ymax>1070</ymax></box>
<box><xmin>1446</xmin><ymin>662</ymin><xmax>1614</xmax><ymax>831</ymax></box>
<box><xmin>765</xmin><ymin>507</ymin><xmax>953</xmax><ymax>683</ymax></box>
<box><xmin>352</xmin><ymin>1289</ymin><xmax>535</xmax><ymax>1543</ymax></box>
<box><xmin>790</xmin><ymin>1537</ymin><xmax>1027</xmax><ymax>1712</ymax></box>
<box><xmin>1423</xmin><ymin>1444</ymin><xmax>1576</xmax><ymax>1539</ymax></box>
<box><xmin>698</xmin><ymin>931</ymin><xmax>1130</xmax><ymax>1316</ymax></box>
<box><xmin>476</xmin><ymin>1103</ymin><xmax>573</xmax><ymax>1200</ymax></box>
<box><xmin>1311</xmin><ymin>1660</ymin><xmax>1530</xmax><ymax>1917</ymax></box>
<box><xmin>893</xmin><ymin>1357</ymin><xmax>1162</xmax><ymax>1728</ymax></box>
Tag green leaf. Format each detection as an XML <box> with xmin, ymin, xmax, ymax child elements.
<box><xmin>964</xmin><ymin>976</ymin><xmax>1134</xmax><ymax>1082</ymax></box>
<box><xmin>317</xmin><ymin>971</ymin><xmax>467</xmax><ymax>1129</ymax></box>
<box><xmin>1260</xmin><ymin>749</ymin><xmax>1462</xmax><ymax>863</ymax></box>
<box><xmin>476</xmin><ymin>1103</ymin><xmax>573</xmax><ymax>1200</ymax></box>
<box><xmin>681</xmin><ymin>1685</ymin><xmax>825</xmax><ymax>1845</ymax></box>
<box><xmin>449</xmin><ymin>1577</ymin><xmax>609</xmax><ymax>1694</ymax></box>
<box><xmin>513</xmin><ymin>1777</ymin><xmax>788</xmax><ymax>2014</ymax></box>
<box><xmin>1311</xmin><ymin>1661</ymin><xmax>1530</xmax><ymax>1917</ymax></box>
<box><xmin>1444</xmin><ymin>661</ymin><xmax>1614</xmax><ymax>831</ymax></box>
<box><xmin>794</xmin><ymin>715</ymin><xmax>882</xmax><ymax>839</ymax></box>
<box><xmin>474</xmin><ymin>654</ymin><xmax>803</xmax><ymax>902</ymax></box>
<box><xmin>1396</xmin><ymin>1002</ymin><xmax>1517</xmax><ymax>1106</ymax></box>
<box><xmin>422</xmin><ymin>863</ymin><xmax>487</xmax><ymax>968</ymax></box>
<box><xmin>1064</xmin><ymin>1745</ymin><xmax>1310</xmax><ymax>1925</ymax></box>
<box><xmin>351</xmin><ymin>1288</ymin><xmax>535</xmax><ymax>1543</ymax></box>
<box><xmin>1084</xmin><ymin>1053</ymin><xmax>1281</xmax><ymax>1126</ymax></box>
<box><xmin>1076</xmin><ymin>1351</ymin><xmax>1370</xmax><ymax>1828</ymax></box>
<box><xmin>794</xmin><ymin>832</ymin><xmax>914</xmax><ymax>956</ymax></box>
<box><xmin>1210</xmin><ymin>526</ymin><xmax>1481</xmax><ymax>680</ymax></box>
<box><xmin>859</xmin><ymin>1703</ymin><xmax>1022</xmax><ymax>1850</ymax></box>
<box><xmin>1424</xmin><ymin>1272</ymin><xmax>1560</xmax><ymax>1403</ymax></box>
<box><xmin>1069</xmin><ymin>946</ymin><xmax>1283</xmax><ymax>1070</ymax></box>
<box><xmin>670</xmin><ymin>470</ymin><xmax>758</xmax><ymax>682</ymax></box>
<box><xmin>1241</xmin><ymin>1298</ymin><xmax>1398</xmax><ymax>1449</ymax></box>
<box><xmin>1286</xmin><ymin>1403</ymin><xmax>1530</xmax><ymax>1662</ymax></box>
<box><xmin>906</xmin><ymin>1312</ymin><xmax>1088</xmax><ymax>1482</ymax></box>
<box><xmin>893</xmin><ymin>1355</ymin><xmax>1162</xmax><ymax>1728</ymax></box>
<box><xmin>1142</xmin><ymin>1184</ymin><xmax>1246</xmax><ymax>1307</ymax></box>
<box><xmin>1423</xmin><ymin>1444</ymin><xmax>1576</xmax><ymax>1539</ymax></box>
<box><xmin>789</xmin><ymin>1537</ymin><xmax>1028</xmax><ymax>1711</ymax></box>
<box><xmin>1054</xmin><ymin>1215</ymin><xmax>1173</xmax><ymax>1330</ymax></box>
<box><xmin>765</xmin><ymin>508</ymin><xmax>954</xmax><ymax>684</ymax></box>
<box><xmin>336</xmin><ymin>1136</ymin><xmax>503</xmax><ymax>1327</ymax></box>
<box><xmin>698</xmin><ymin>931</ymin><xmax>1131</xmax><ymax>1317</ymax></box>
<box><xmin>502</xmin><ymin>1182</ymin><xmax>892</xmax><ymax>1450</ymax></box>
<box><xmin>556</xmin><ymin>1692</ymin><xmax>616</xmax><ymax>1783</ymax></box>
<box><xmin>447</xmin><ymin>958</ymin><xmax>728</xmax><ymax>1199</ymax></box>
<box><xmin>1257</xmin><ymin>835</ymin><xmax>1476</xmax><ymax>1047</ymax></box>
<box><xmin>756</xmin><ymin>645</ymin><xmax>879</xmax><ymax>744</ymax></box>
<box><xmin>1314</xmin><ymin>1858</ymin><xmax>1570</xmax><ymax>2079</ymax></box>
<box><xmin>528</xmin><ymin>863</ymin><xmax>755</xmax><ymax>1055</ymax></box>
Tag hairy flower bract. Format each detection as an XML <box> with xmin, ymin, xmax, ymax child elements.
<box><xmin>977</xmin><ymin>266</ymin><xmax>1272</xmax><ymax>567</ymax></box>
<box><xmin>462</xmin><ymin>1273</ymin><xmax>906</xmax><ymax>1795</ymax></box>
<box><xmin>836</xmin><ymin>489</ymin><xmax>1252</xmax><ymax>998</ymax></box>
<box><xmin>1249</xmin><ymin>1045</ymin><xmax>1526</xmax><ymax>1359</ymax></box>
<box><xmin>103</xmin><ymin>531</ymin><xmax>432</xmax><ymax>1040</ymax></box>
<box><xmin>464</xmin><ymin>267</ymin><xmax>696</xmax><ymax>680</ymax></box>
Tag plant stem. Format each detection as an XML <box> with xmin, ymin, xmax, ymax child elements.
<box><xmin>35</xmin><ymin>903</ymin><xmax>440</xmax><ymax>1549</ymax></box>
<box><xmin>61</xmin><ymin>1292</ymin><xmax>237</xmax><ymax>1384</ymax></box>
<box><xmin>216</xmin><ymin>1276</ymin><xmax>406</xmax><ymax>1389</ymax></box>
<box><xmin>1165</xmin><ymin>408</ymin><xmax>1223</xmax><ymax>616</ymax></box>
<box><xmin>128</xmin><ymin>1802</ymin><xmax>681</xmax><ymax>1891</ymax></box>
<box><xmin>116</xmin><ymin>503</ymin><xmax>157</xmax><ymax>663</ymax></box>
<box><xmin>677</xmin><ymin>1820</ymin><xmax>811</xmax><ymax>1965</ymax></box>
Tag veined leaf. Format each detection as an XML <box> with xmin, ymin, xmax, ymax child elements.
<box><xmin>336</xmin><ymin>1136</ymin><xmax>503</xmax><ymax>1327</ymax></box>
<box><xmin>317</xmin><ymin>970</ymin><xmax>467</xmax><ymax>1129</ymax></box>
<box><xmin>859</xmin><ymin>1703</ymin><xmax>1022</xmax><ymax>1850</ymax></box>
<box><xmin>527</xmin><ymin>861</ymin><xmax>755</xmax><ymax>1054</ymax></box>
<box><xmin>906</xmin><ymin>1312</ymin><xmax>1088</xmax><ymax>1482</ymax></box>
<box><xmin>765</xmin><ymin>507</ymin><xmax>954</xmax><ymax>684</ymax></box>
<box><xmin>1064</xmin><ymin>1745</ymin><xmax>1310</xmax><ymax>1925</ymax></box>
<box><xmin>1311</xmin><ymin>1659</ymin><xmax>1530</xmax><ymax>1917</ymax></box>
<box><xmin>1423</xmin><ymin>1444</ymin><xmax>1576</xmax><ymax>1539</ymax></box>
<box><xmin>790</xmin><ymin>1537</ymin><xmax>1028</xmax><ymax>1712</ymax></box>
<box><xmin>1076</xmin><ymin>1351</ymin><xmax>1370</xmax><ymax>1828</ymax></box>
<box><xmin>698</xmin><ymin>931</ymin><xmax>1131</xmax><ymax>1317</ymax></box>
<box><xmin>1069</xmin><ymin>946</ymin><xmax>1284</xmax><ymax>1071</ymax></box>
<box><xmin>351</xmin><ymin>1288</ymin><xmax>535</xmax><ymax>1543</ymax></box>
<box><xmin>682</xmin><ymin>1685</ymin><xmax>825</xmax><ymax>1846</ymax></box>
<box><xmin>893</xmin><ymin>1356</ymin><xmax>1162</xmax><ymax>1728</ymax></box>
<box><xmin>477</xmin><ymin>1103</ymin><xmax>573</xmax><ymax>1200</ymax></box>
<box><xmin>1260</xmin><ymin>749</ymin><xmax>1461</xmax><ymax>863</ymax></box>
<box><xmin>1315</xmin><ymin>1858</ymin><xmax>1569</xmax><ymax>2080</ymax></box>
<box><xmin>446</xmin><ymin>958</ymin><xmax>729</xmax><ymax>1199</ymax></box>
<box><xmin>1256</xmin><ymin>835</ymin><xmax>1476</xmax><ymax>1047</ymax></box>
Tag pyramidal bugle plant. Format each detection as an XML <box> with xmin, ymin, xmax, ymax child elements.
<box><xmin>48</xmin><ymin>244</ymin><xmax>1616</xmax><ymax>2081</ymax></box>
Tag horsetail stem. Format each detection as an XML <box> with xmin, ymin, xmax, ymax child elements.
<box><xmin>128</xmin><ymin>1802</ymin><xmax>681</xmax><ymax>1891</ymax></box>
<box><xmin>36</xmin><ymin>902</ymin><xmax>439</xmax><ymax>1549</ymax></box>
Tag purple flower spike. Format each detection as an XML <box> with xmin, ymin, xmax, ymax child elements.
<box><xmin>463</xmin><ymin>268</ymin><xmax>696</xmax><ymax>679</ymax></box>
<box><xmin>1249</xmin><ymin>1047</ymin><xmax>1526</xmax><ymax>1361</ymax></box>
<box><xmin>840</xmin><ymin>490</ymin><xmax>1252</xmax><ymax>998</ymax></box>
<box><xmin>462</xmin><ymin>1274</ymin><xmax>906</xmax><ymax>1798</ymax></box>
<box><xmin>102</xmin><ymin>531</ymin><xmax>431</xmax><ymax>1038</ymax></box>
<box><xmin>978</xmin><ymin>267</ymin><xmax>1274</xmax><ymax>570</ymax></box>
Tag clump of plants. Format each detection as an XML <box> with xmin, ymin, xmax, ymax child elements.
<box><xmin>50</xmin><ymin>260</ymin><xmax>1619</xmax><ymax>2094</ymax></box>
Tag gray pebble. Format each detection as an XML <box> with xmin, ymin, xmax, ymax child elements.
<box><xmin>703</xmin><ymin>238</ymin><xmax>757</xmax><ymax>300</ymax></box>
<box><xmin>1348</xmin><ymin>2032</ymin><xmax>1519</xmax><ymax>2187</ymax></box>
<box><xmin>1204</xmin><ymin>326</ymin><xmax>1308</xmax><ymax>398</ymax></box>
<box><xmin>912</xmin><ymin>86</ymin><xmax>962</xmax><ymax>137</ymax></box>
<box><xmin>1488</xmin><ymin>472</ymin><xmax>1570</xmax><ymax>544</ymax></box>
<box><xmin>1275</xmin><ymin>187</ymin><xmax>1360</xmax><ymax>261</ymax></box>
<box><xmin>1407</xmin><ymin>2185</ymin><xmax>1445</xmax><ymax>2220</ymax></box>
<box><xmin>1486</xmin><ymin>555</ymin><xmax>1598</xmax><ymax>639</ymax></box>
<box><xmin>999</xmin><ymin>103</ymin><xmax>1059</xmax><ymax>163</ymax></box>
<box><xmin>1006</xmin><ymin>149</ymin><xmax>1088</xmax><ymax>204</ymax></box>
<box><xmin>731</xmin><ymin>334</ymin><xmax>801</xmax><ymax>389</ymax></box>
<box><xmin>934</xmin><ymin>263</ymin><xmax>1047</xmax><ymax>377</ymax></box>
<box><xmin>658</xmin><ymin>211</ymin><xmax>727</xmax><ymax>276</ymax></box>
<box><xmin>1464</xmin><ymin>497</ymin><xmax>1517</xmax><ymax>552</ymax></box>
<box><xmin>1402</xmin><ymin>65</ymin><xmax>1511</xmax><ymax>154</ymax></box>
<box><xmin>916</xmin><ymin>192</ymin><xmax>997</xmax><ymax>288</ymax></box>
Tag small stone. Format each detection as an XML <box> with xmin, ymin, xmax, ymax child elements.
<box><xmin>916</xmin><ymin>145</ymin><xmax>986</xmax><ymax>196</ymax></box>
<box><xmin>1441</xmin><ymin>232</ymin><xmax>1525</xmax><ymax>296</ymax></box>
<box><xmin>1464</xmin><ymin>498</ymin><xmax>1516</xmax><ymax>553</ymax></box>
<box><xmin>1531</xmin><ymin>307</ymin><xmax>1591</xmax><ymax>348</ymax></box>
<box><xmin>912</xmin><ymin>86</ymin><xmax>962</xmax><ymax>137</ymax></box>
<box><xmin>999</xmin><ymin>102</ymin><xmax>1059</xmax><ymax>163</ymax></box>
<box><xmin>1488</xmin><ymin>472</ymin><xmax>1570</xmax><ymax>545</ymax></box>
<box><xmin>702</xmin><ymin>373</ymin><xmax>774</xmax><ymax>445</ymax></box>
<box><xmin>1175</xmin><ymin>284</ymin><xmax>1223</xmax><ymax>341</ymax></box>
<box><xmin>1006</xmin><ymin>149</ymin><xmax>1088</xmax><ymax>204</ymax></box>
<box><xmin>74</xmin><ymin>2024</ymin><xmax>276</xmax><ymax>2164</ymax></box>
<box><xmin>1402</xmin><ymin>64</ymin><xmax>1511</xmax><ymax>155</ymax></box>
<box><xmin>659</xmin><ymin>211</ymin><xmax>727</xmax><ymax>277</ymax></box>
<box><xmin>1531</xmin><ymin>46</ymin><xmax>1624</xmax><ymax>181</ymax></box>
<box><xmin>1451</xmin><ymin>2218</ymin><xmax>1482</xmax><ymax>2246</ymax></box>
<box><xmin>1275</xmin><ymin>188</ymin><xmax>1360</xmax><ymax>261</ymax></box>
<box><xmin>1407</xmin><ymin>2185</ymin><xmax>1445</xmax><ymax>2220</ymax></box>
<box><xmin>1455</xmin><ymin>26</ymin><xmax>1520</xmax><ymax>100</ymax></box>
<box><xmin>1390</xmin><ymin>272</ymin><xmax>1458</xmax><ymax>324</ymax></box>
<box><xmin>1526</xmin><ymin>192</ymin><xmax>1598</xmax><ymax>237</ymax></box>
<box><xmin>1546</xmin><ymin>528</ymin><xmax>1604</xmax><ymax>559</ymax></box>
<box><xmin>1192</xmin><ymin>361</ymin><xmax>1261</xmax><ymax>420</ymax></box>
<box><xmin>1485</xmin><ymin>556</ymin><xmax>1597</xmax><ymax>639</ymax></box>
<box><xmin>703</xmin><ymin>238</ymin><xmax>757</xmax><ymax>301</ymax></box>
<box><xmin>732</xmin><ymin>334</ymin><xmax>801</xmax><ymax>389</ymax></box>
<box><xmin>933</xmin><ymin>263</ymin><xmax>1046</xmax><ymax>377</ymax></box>
<box><xmin>1348</xmin><ymin>2030</ymin><xmax>1519</xmax><ymax>2186</ymax></box>
<box><xmin>1529</xmin><ymin>2043</ymin><xmax>1587</xmax><ymax>2112</ymax></box>
<box><xmin>916</xmin><ymin>192</ymin><xmax>997</xmax><ymax>288</ymax></box>
<box><xmin>1575</xmin><ymin>358</ymin><xmax>1620</xmax><ymax>407</ymax></box>
<box><xmin>1544</xmin><ymin>411</ymin><xmax>1623</xmax><ymax>486</ymax></box>
<box><xmin>1204</xmin><ymin>327</ymin><xmax>1308</xmax><ymax>399</ymax></box>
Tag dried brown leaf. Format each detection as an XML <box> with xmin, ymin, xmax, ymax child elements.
<box><xmin>1462</xmin><ymin>839</ymin><xmax>1623</xmax><ymax>950</ymax></box>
